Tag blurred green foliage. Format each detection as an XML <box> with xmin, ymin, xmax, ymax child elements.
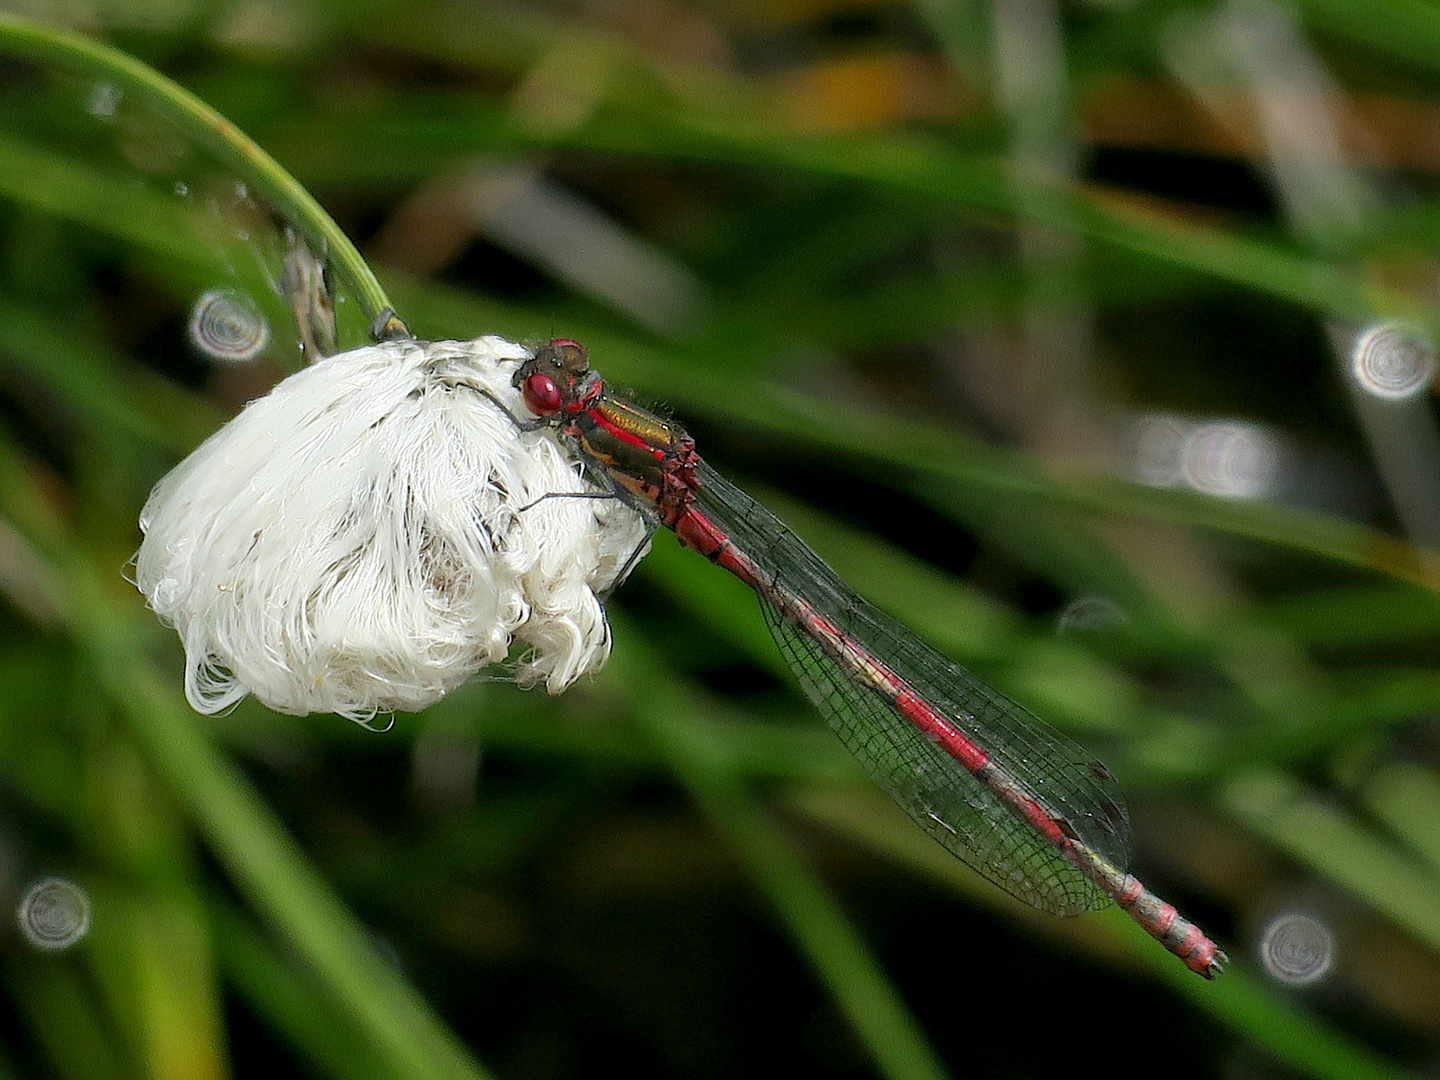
<box><xmin>1</xmin><ymin>1</ymin><xmax>1440</xmax><ymax>1078</ymax></box>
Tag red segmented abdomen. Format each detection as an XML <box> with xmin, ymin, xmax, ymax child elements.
<box><xmin>673</xmin><ymin>506</ymin><xmax>758</xmax><ymax>579</ymax></box>
<box><xmin>1111</xmin><ymin>875</ymin><xmax>1224</xmax><ymax>977</ymax></box>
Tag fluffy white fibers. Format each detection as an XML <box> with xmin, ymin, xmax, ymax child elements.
<box><xmin>134</xmin><ymin>336</ymin><xmax>649</xmax><ymax>722</ymax></box>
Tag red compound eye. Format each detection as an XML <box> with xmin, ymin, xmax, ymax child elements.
<box><xmin>522</xmin><ymin>371</ymin><xmax>564</xmax><ymax>417</ymax></box>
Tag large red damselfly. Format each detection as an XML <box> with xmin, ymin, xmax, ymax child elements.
<box><xmin>509</xmin><ymin>338</ymin><xmax>1227</xmax><ymax>979</ymax></box>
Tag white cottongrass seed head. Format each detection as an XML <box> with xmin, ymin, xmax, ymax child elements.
<box><xmin>134</xmin><ymin>335</ymin><xmax>648</xmax><ymax>722</ymax></box>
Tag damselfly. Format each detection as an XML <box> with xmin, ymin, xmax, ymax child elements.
<box><xmin>507</xmin><ymin>338</ymin><xmax>1226</xmax><ymax>979</ymax></box>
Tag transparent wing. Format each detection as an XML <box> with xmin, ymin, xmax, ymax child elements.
<box><xmin>697</xmin><ymin>465</ymin><xmax>1129</xmax><ymax>916</ymax></box>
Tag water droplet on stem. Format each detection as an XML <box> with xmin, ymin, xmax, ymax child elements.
<box><xmin>189</xmin><ymin>289</ymin><xmax>270</xmax><ymax>362</ymax></box>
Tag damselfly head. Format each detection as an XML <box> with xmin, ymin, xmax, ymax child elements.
<box><xmin>519</xmin><ymin>338</ymin><xmax>602</xmax><ymax>417</ymax></box>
